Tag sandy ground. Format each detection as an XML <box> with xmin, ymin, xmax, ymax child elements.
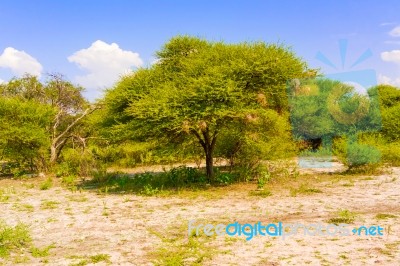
<box><xmin>0</xmin><ymin>164</ymin><xmax>399</xmax><ymax>266</ymax></box>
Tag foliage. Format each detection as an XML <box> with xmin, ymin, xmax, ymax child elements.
<box><xmin>103</xmin><ymin>36</ymin><xmax>311</xmax><ymax>180</ymax></box>
<box><xmin>346</xmin><ymin>142</ymin><xmax>381</xmax><ymax>168</ymax></box>
<box><xmin>289</xmin><ymin>78</ymin><xmax>381</xmax><ymax>140</ymax></box>
<box><xmin>373</xmin><ymin>85</ymin><xmax>400</xmax><ymax>142</ymax></box>
<box><xmin>86</xmin><ymin>166</ymin><xmax>208</xmax><ymax>194</ymax></box>
<box><xmin>0</xmin><ymin>74</ymin><xmax>97</xmax><ymax>173</ymax></box>
<box><xmin>0</xmin><ymin>97</ymin><xmax>53</xmax><ymax>171</ymax></box>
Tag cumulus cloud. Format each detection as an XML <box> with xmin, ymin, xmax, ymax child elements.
<box><xmin>381</xmin><ymin>50</ymin><xmax>400</xmax><ymax>64</ymax></box>
<box><xmin>389</xmin><ymin>26</ymin><xmax>400</xmax><ymax>37</ymax></box>
<box><xmin>68</xmin><ymin>40</ymin><xmax>143</xmax><ymax>92</ymax></box>
<box><xmin>378</xmin><ymin>74</ymin><xmax>400</xmax><ymax>87</ymax></box>
<box><xmin>0</xmin><ymin>47</ymin><xmax>42</xmax><ymax>77</ymax></box>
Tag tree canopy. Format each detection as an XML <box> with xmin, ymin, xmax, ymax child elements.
<box><xmin>103</xmin><ymin>36</ymin><xmax>312</xmax><ymax>180</ymax></box>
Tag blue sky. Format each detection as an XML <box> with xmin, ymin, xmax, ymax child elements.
<box><xmin>1</xmin><ymin>0</ymin><xmax>400</xmax><ymax>100</ymax></box>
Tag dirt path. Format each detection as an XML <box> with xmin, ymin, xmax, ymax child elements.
<box><xmin>0</xmin><ymin>166</ymin><xmax>399</xmax><ymax>265</ymax></box>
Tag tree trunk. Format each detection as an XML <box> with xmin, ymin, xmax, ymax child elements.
<box><xmin>50</xmin><ymin>143</ymin><xmax>58</xmax><ymax>164</ymax></box>
<box><xmin>191</xmin><ymin>127</ymin><xmax>218</xmax><ymax>182</ymax></box>
<box><xmin>205</xmin><ymin>148</ymin><xmax>214</xmax><ymax>182</ymax></box>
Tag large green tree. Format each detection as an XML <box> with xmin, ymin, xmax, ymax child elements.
<box><xmin>0</xmin><ymin>97</ymin><xmax>53</xmax><ymax>171</ymax></box>
<box><xmin>104</xmin><ymin>36</ymin><xmax>311</xmax><ymax>180</ymax></box>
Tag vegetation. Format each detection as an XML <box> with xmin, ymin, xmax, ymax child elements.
<box><xmin>102</xmin><ymin>36</ymin><xmax>312</xmax><ymax>181</ymax></box>
<box><xmin>0</xmin><ymin>34</ymin><xmax>399</xmax><ymax>187</ymax></box>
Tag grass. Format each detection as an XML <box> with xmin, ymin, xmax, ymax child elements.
<box><xmin>90</xmin><ymin>253</ymin><xmax>111</xmax><ymax>263</ymax></box>
<box><xmin>149</xmin><ymin>221</ymin><xmax>217</xmax><ymax>265</ymax></box>
<box><xmin>67</xmin><ymin>195</ymin><xmax>88</xmax><ymax>202</ymax></box>
<box><xmin>327</xmin><ymin>209</ymin><xmax>357</xmax><ymax>225</ymax></box>
<box><xmin>13</xmin><ymin>203</ymin><xmax>34</xmax><ymax>212</ymax></box>
<box><xmin>62</xmin><ymin>175</ymin><xmax>77</xmax><ymax>187</ymax></box>
<box><xmin>0</xmin><ymin>192</ymin><xmax>10</xmax><ymax>202</ymax></box>
<box><xmin>40</xmin><ymin>177</ymin><xmax>53</xmax><ymax>190</ymax></box>
<box><xmin>40</xmin><ymin>200</ymin><xmax>60</xmax><ymax>210</ymax></box>
<box><xmin>30</xmin><ymin>244</ymin><xmax>55</xmax><ymax>258</ymax></box>
<box><xmin>0</xmin><ymin>220</ymin><xmax>32</xmax><ymax>258</ymax></box>
<box><xmin>68</xmin><ymin>253</ymin><xmax>111</xmax><ymax>265</ymax></box>
<box><xmin>290</xmin><ymin>184</ymin><xmax>323</xmax><ymax>196</ymax></box>
<box><xmin>248</xmin><ymin>189</ymin><xmax>272</xmax><ymax>197</ymax></box>
<box><xmin>0</xmin><ymin>187</ymin><xmax>17</xmax><ymax>202</ymax></box>
<box><xmin>375</xmin><ymin>213</ymin><xmax>398</xmax><ymax>220</ymax></box>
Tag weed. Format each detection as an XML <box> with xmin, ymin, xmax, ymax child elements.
<box><xmin>140</xmin><ymin>184</ymin><xmax>160</xmax><ymax>196</ymax></box>
<box><xmin>89</xmin><ymin>253</ymin><xmax>111</xmax><ymax>263</ymax></box>
<box><xmin>40</xmin><ymin>200</ymin><xmax>60</xmax><ymax>210</ymax></box>
<box><xmin>375</xmin><ymin>213</ymin><xmax>397</xmax><ymax>220</ymax></box>
<box><xmin>248</xmin><ymin>190</ymin><xmax>272</xmax><ymax>197</ymax></box>
<box><xmin>290</xmin><ymin>184</ymin><xmax>322</xmax><ymax>196</ymax></box>
<box><xmin>149</xmin><ymin>221</ymin><xmax>217</xmax><ymax>265</ymax></box>
<box><xmin>62</xmin><ymin>175</ymin><xmax>77</xmax><ymax>187</ymax></box>
<box><xmin>327</xmin><ymin>209</ymin><xmax>357</xmax><ymax>225</ymax></box>
<box><xmin>67</xmin><ymin>195</ymin><xmax>88</xmax><ymax>202</ymax></box>
<box><xmin>40</xmin><ymin>177</ymin><xmax>53</xmax><ymax>190</ymax></box>
<box><xmin>0</xmin><ymin>221</ymin><xmax>32</xmax><ymax>258</ymax></box>
<box><xmin>30</xmin><ymin>244</ymin><xmax>55</xmax><ymax>258</ymax></box>
<box><xmin>13</xmin><ymin>203</ymin><xmax>34</xmax><ymax>212</ymax></box>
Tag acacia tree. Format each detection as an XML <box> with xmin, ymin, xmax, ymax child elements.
<box><xmin>0</xmin><ymin>74</ymin><xmax>98</xmax><ymax>168</ymax></box>
<box><xmin>104</xmin><ymin>36</ymin><xmax>310</xmax><ymax>180</ymax></box>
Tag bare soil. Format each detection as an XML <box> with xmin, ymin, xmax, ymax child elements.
<box><xmin>0</xmin><ymin>164</ymin><xmax>399</xmax><ymax>265</ymax></box>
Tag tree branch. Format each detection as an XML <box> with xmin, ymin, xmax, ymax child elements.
<box><xmin>190</xmin><ymin>129</ymin><xmax>206</xmax><ymax>150</ymax></box>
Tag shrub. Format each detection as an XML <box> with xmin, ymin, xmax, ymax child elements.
<box><xmin>57</xmin><ymin>148</ymin><xmax>105</xmax><ymax>178</ymax></box>
<box><xmin>39</xmin><ymin>177</ymin><xmax>53</xmax><ymax>190</ymax></box>
<box><xmin>346</xmin><ymin>142</ymin><xmax>381</xmax><ymax>168</ymax></box>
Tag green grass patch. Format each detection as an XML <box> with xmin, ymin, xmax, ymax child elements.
<box><xmin>40</xmin><ymin>177</ymin><xmax>53</xmax><ymax>190</ymax></box>
<box><xmin>0</xmin><ymin>221</ymin><xmax>32</xmax><ymax>258</ymax></box>
<box><xmin>149</xmin><ymin>221</ymin><xmax>218</xmax><ymax>265</ymax></box>
<box><xmin>290</xmin><ymin>184</ymin><xmax>323</xmax><ymax>196</ymax></box>
<box><xmin>248</xmin><ymin>189</ymin><xmax>272</xmax><ymax>197</ymax></box>
<box><xmin>30</xmin><ymin>244</ymin><xmax>55</xmax><ymax>258</ymax></box>
<box><xmin>89</xmin><ymin>253</ymin><xmax>111</xmax><ymax>263</ymax></box>
<box><xmin>327</xmin><ymin>209</ymin><xmax>357</xmax><ymax>225</ymax></box>
<box><xmin>13</xmin><ymin>203</ymin><xmax>34</xmax><ymax>212</ymax></box>
<box><xmin>67</xmin><ymin>253</ymin><xmax>111</xmax><ymax>265</ymax></box>
<box><xmin>375</xmin><ymin>213</ymin><xmax>398</xmax><ymax>220</ymax></box>
<box><xmin>40</xmin><ymin>200</ymin><xmax>60</xmax><ymax>210</ymax></box>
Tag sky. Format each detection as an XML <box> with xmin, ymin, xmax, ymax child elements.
<box><xmin>1</xmin><ymin>0</ymin><xmax>400</xmax><ymax>100</ymax></box>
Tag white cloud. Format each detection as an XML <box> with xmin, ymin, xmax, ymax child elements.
<box><xmin>381</xmin><ymin>22</ymin><xmax>397</xmax><ymax>26</ymax></box>
<box><xmin>378</xmin><ymin>74</ymin><xmax>400</xmax><ymax>87</ymax></box>
<box><xmin>68</xmin><ymin>40</ymin><xmax>143</xmax><ymax>92</ymax></box>
<box><xmin>389</xmin><ymin>26</ymin><xmax>400</xmax><ymax>37</ymax></box>
<box><xmin>381</xmin><ymin>50</ymin><xmax>400</xmax><ymax>64</ymax></box>
<box><xmin>384</xmin><ymin>40</ymin><xmax>400</xmax><ymax>45</ymax></box>
<box><xmin>0</xmin><ymin>78</ymin><xmax>4</xmax><ymax>84</ymax></box>
<box><xmin>0</xmin><ymin>47</ymin><xmax>42</xmax><ymax>77</ymax></box>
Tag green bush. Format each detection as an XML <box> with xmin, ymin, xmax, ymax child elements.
<box><xmin>57</xmin><ymin>148</ymin><xmax>104</xmax><ymax>178</ymax></box>
<box><xmin>346</xmin><ymin>142</ymin><xmax>381</xmax><ymax>168</ymax></box>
